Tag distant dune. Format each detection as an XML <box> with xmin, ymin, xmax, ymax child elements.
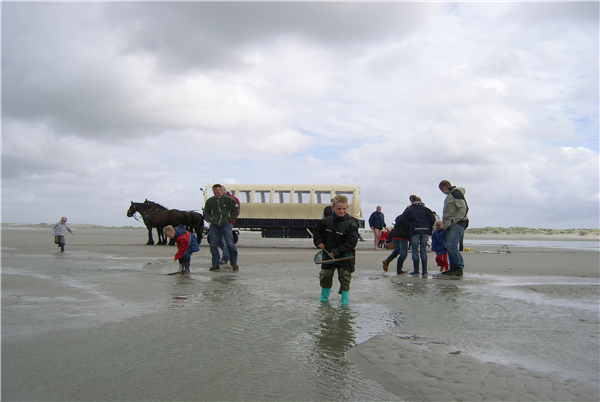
<box><xmin>2</xmin><ymin>222</ymin><xmax>598</xmax><ymax>236</ymax></box>
<box><xmin>1</xmin><ymin>223</ymin><xmax>145</xmax><ymax>231</ymax></box>
<box><xmin>466</xmin><ymin>226</ymin><xmax>599</xmax><ymax>236</ymax></box>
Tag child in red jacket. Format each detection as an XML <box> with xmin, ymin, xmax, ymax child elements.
<box><xmin>378</xmin><ymin>227</ymin><xmax>390</xmax><ymax>249</ymax></box>
<box><xmin>164</xmin><ymin>225</ymin><xmax>200</xmax><ymax>274</ymax></box>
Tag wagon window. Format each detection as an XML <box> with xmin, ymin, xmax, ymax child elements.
<box><xmin>274</xmin><ymin>191</ymin><xmax>290</xmax><ymax>203</ymax></box>
<box><xmin>315</xmin><ymin>191</ymin><xmax>331</xmax><ymax>204</ymax></box>
<box><xmin>293</xmin><ymin>191</ymin><xmax>311</xmax><ymax>204</ymax></box>
<box><xmin>236</xmin><ymin>191</ymin><xmax>251</xmax><ymax>203</ymax></box>
<box><xmin>335</xmin><ymin>191</ymin><xmax>354</xmax><ymax>204</ymax></box>
<box><xmin>254</xmin><ymin>191</ymin><xmax>270</xmax><ymax>203</ymax></box>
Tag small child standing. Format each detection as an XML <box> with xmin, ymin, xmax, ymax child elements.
<box><xmin>431</xmin><ymin>220</ymin><xmax>449</xmax><ymax>272</ymax></box>
<box><xmin>378</xmin><ymin>227</ymin><xmax>390</xmax><ymax>249</ymax></box>
<box><xmin>52</xmin><ymin>216</ymin><xmax>74</xmax><ymax>252</ymax></box>
<box><xmin>312</xmin><ymin>195</ymin><xmax>359</xmax><ymax>305</ymax></box>
<box><xmin>164</xmin><ymin>225</ymin><xmax>200</xmax><ymax>274</ymax></box>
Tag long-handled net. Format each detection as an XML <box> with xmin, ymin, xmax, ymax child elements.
<box><xmin>160</xmin><ymin>261</ymin><xmax>181</xmax><ymax>275</ymax></box>
<box><xmin>314</xmin><ymin>249</ymin><xmax>355</xmax><ymax>265</ymax></box>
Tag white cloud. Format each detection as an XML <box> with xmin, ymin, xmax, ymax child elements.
<box><xmin>2</xmin><ymin>2</ymin><xmax>598</xmax><ymax>229</ymax></box>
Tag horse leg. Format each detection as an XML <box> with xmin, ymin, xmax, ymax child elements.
<box><xmin>158</xmin><ymin>227</ymin><xmax>167</xmax><ymax>245</ymax></box>
<box><xmin>146</xmin><ymin>226</ymin><xmax>154</xmax><ymax>245</ymax></box>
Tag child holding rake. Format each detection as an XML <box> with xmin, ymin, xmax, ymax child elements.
<box><xmin>312</xmin><ymin>194</ymin><xmax>359</xmax><ymax>305</ymax></box>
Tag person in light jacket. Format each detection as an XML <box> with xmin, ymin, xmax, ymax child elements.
<box><xmin>51</xmin><ymin>216</ymin><xmax>74</xmax><ymax>253</ymax></box>
<box><xmin>439</xmin><ymin>180</ymin><xmax>469</xmax><ymax>277</ymax></box>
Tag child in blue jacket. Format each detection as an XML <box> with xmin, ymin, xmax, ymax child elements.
<box><xmin>431</xmin><ymin>220</ymin><xmax>449</xmax><ymax>272</ymax></box>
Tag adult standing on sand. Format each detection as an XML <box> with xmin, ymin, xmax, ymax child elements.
<box><xmin>439</xmin><ymin>180</ymin><xmax>469</xmax><ymax>276</ymax></box>
<box><xmin>404</xmin><ymin>196</ymin><xmax>436</xmax><ymax>275</ymax></box>
<box><xmin>369</xmin><ymin>206</ymin><xmax>386</xmax><ymax>250</ymax></box>
<box><xmin>51</xmin><ymin>216</ymin><xmax>73</xmax><ymax>253</ymax></box>
<box><xmin>217</xmin><ymin>186</ymin><xmax>241</xmax><ymax>265</ymax></box>
<box><xmin>204</xmin><ymin>184</ymin><xmax>240</xmax><ymax>271</ymax></box>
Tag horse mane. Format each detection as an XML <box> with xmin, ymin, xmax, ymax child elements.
<box><xmin>144</xmin><ymin>199</ymin><xmax>168</xmax><ymax>210</ymax></box>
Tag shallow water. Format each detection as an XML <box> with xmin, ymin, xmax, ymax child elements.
<box><xmin>2</xmin><ymin>250</ymin><xmax>403</xmax><ymax>401</ymax></box>
<box><xmin>377</xmin><ymin>274</ymin><xmax>599</xmax><ymax>384</ymax></box>
<box><xmin>465</xmin><ymin>238</ymin><xmax>599</xmax><ymax>251</ymax></box>
<box><xmin>2</xmin><ymin>243</ymin><xmax>599</xmax><ymax>401</ymax></box>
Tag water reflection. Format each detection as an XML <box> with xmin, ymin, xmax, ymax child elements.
<box><xmin>169</xmin><ymin>274</ymin><xmax>193</xmax><ymax>308</ymax></box>
<box><xmin>308</xmin><ymin>305</ymin><xmax>358</xmax><ymax>399</ymax></box>
<box><xmin>392</xmin><ymin>278</ymin><xmax>464</xmax><ymax>301</ymax></box>
<box><xmin>314</xmin><ymin>306</ymin><xmax>356</xmax><ymax>357</ymax></box>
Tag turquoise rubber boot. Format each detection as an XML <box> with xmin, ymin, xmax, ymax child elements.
<box><xmin>341</xmin><ymin>290</ymin><xmax>349</xmax><ymax>305</ymax></box>
<box><xmin>320</xmin><ymin>287</ymin><xmax>332</xmax><ymax>302</ymax></box>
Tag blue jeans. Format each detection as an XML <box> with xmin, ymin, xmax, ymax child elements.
<box><xmin>410</xmin><ymin>234</ymin><xmax>428</xmax><ymax>262</ymax></box>
<box><xmin>219</xmin><ymin>235</ymin><xmax>229</xmax><ymax>262</ymax></box>
<box><xmin>386</xmin><ymin>239</ymin><xmax>408</xmax><ymax>263</ymax></box>
<box><xmin>446</xmin><ymin>224</ymin><xmax>465</xmax><ymax>270</ymax></box>
<box><xmin>209</xmin><ymin>223</ymin><xmax>237</xmax><ymax>266</ymax></box>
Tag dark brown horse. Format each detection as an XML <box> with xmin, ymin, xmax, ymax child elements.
<box><xmin>127</xmin><ymin>200</ymin><xmax>169</xmax><ymax>245</ymax></box>
<box><xmin>152</xmin><ymin>208</ymin><xmax>205</xmax><ymax>242</ymax></box>
<box><xmin>128</xmin><ymin>200</ymin><xmax>204</xmax><ymax>245</ymax></box>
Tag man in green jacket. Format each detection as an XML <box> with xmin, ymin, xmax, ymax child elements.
<box><xmin>204</xmin><ymin>184</ymin><xmax>240</xmax><ymax>271</ymax></box>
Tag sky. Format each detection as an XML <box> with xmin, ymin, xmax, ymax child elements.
<box><xmin>2</xmin><ymin>1</ymin><xmax>599</xmax><ymax>229</ymax></box>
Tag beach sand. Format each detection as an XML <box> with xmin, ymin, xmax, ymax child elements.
<box><xmin>347</xmin><ymin>335</ymin><xmax>598</xmax><ymax>402</ymax></box>
<box><xmin>346</xmin><ymin>232</ymin><xmax>599</xmax><ymax>401</ymax></box>
<box><xmin>2</xmin><ymin>227</ymin><xmax>599</xmax><ymax>401</ymax></box>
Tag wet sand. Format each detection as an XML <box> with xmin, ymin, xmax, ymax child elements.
<box><xmin>2</xmin><ymin>227</ymin><xmax>599</xmax><ymax>401</ymax></box>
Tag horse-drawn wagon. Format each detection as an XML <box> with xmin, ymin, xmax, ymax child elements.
<box><xmin>202</xmin><ymin>184</ymin><xmax>364</xmax><ymax>239</ymax></box>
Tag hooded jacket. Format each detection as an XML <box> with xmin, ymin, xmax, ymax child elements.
<box><xmin>173</xmin><ymin>226</ymin><xmax>191</xmax><ymax>260</ymax></box>
<box><xmin>173</xmin><ymin>226</ymin><xmax>199</xmax><ymax>260</ymax></box>
<box><xmin>312</xmin><ymin>213</ymin><xmax>359</xmax><ymax>273</ymax></box>
<box><xmin>431</xmin><ymin>229</ymin><xmax>447</xmax><ymax>254</ymax></box>
<box><xmin>442</xmin><ymin>186</ymin><xmax>468</xmax><ymax>230</ymax></box>
<box><xmin>404</xmin><ymin>202</ymin><xmax>436</xmax><ymax>236</ymax></box>
<box><xmin>390</xmin><ymin>211</ymin><xmax>410</xmax><ymax>240</ymax></box>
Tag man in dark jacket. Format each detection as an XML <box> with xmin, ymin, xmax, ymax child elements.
<box><xmin>218</xmin><ymin>186</ymin><xmax>241</xmax><ymax>265</ymax></box>
<box><xmin>204</xmin><ymin>184</ymin><xmax>240</xmax><ymax>271</ymax></box>
<box><xmin>404</xmin><ymin>199</ymin><xmax>436</xmax><ymax>275</ymax></box>
<box><xmin>368</xmin><ymin>206</ymin><xmax>386</xmax><ymax>250</ymax></box>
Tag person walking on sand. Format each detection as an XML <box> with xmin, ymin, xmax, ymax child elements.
<box><xmin>204</xmin><ymin>184</ymin><xmax>240</xmax><ymax>271</ymax></box>
<box><xmin>369</xmin><ymin>206</ymin><xmax>386</xmax><ymax>250</ymax></box>
<box><xmin>432</xmin><ymin>220</ymin><xmax>449</xmax><ymax>272</ymax></box>
<box><xmin>382</xmin><ymin>209</ymin><xmax>410</xmax><ymax>275</ymax></box>
<box><xmin>404</xmin><ymin>196</ymin><xmax>436</xmax><ymax>276</ymax></box>
<box><xmin>439</xmin><ymin>180</ymin><xmax>469</xmax><ymax>276</ymax></box>
<box><xmin>312</xmin><ymin>194</ymin><xmax>359</xmax><ymax>305</ymax></box>
<box><xmin>164</xmin><ymin>225</ymin><xmax>200</xmax><ymax>274</ymax></box>
<box><xmin>51</xmin><ymin>216</ymin><xmax>74</xmax><ymax>253</ymax></box>
<box><xmin>217</xmin><ymin>186</ymin><xmax>241</xmax><ymax>265</ymax></box>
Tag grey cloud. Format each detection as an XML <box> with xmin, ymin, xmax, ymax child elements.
<box><xmin>107</xmin><ymin>2</ymin><xmax>440</xmax><ymax>73</ymax></box>
<box><xmin>2</xmin><ymin>2</ymin><xmax>440</xmax><ymax>139</ymax></box>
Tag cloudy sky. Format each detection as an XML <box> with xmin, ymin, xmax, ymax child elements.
<box><xmin>2</xmin><ymin>1</ymin><xmax>598</xmax><ymax>229</ymax></box>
